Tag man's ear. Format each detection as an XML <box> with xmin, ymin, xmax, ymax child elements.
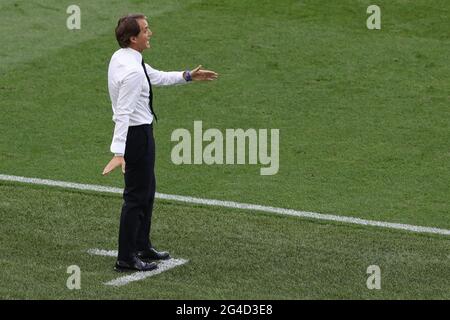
<box><xmin>129</xmin><ymin>36</ymin><xmax>137</xmax><ymax>44</ymax></box>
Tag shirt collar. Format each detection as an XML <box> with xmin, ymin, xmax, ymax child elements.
<box><xmin>123</xmin><ymin>47</ymin><xmax>143</xmax><ymax>64</ymax></box>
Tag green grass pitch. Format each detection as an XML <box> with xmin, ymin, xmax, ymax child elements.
<box><xmin>0</xmin><ymin>0</ymin><xmax>449</xmax><ymax>299</ymax></box>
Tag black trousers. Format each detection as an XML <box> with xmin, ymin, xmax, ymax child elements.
<box><xmin>118</xmin><ymin>123</ymin><xmax>156</xmax><ymax>261</ymax></box>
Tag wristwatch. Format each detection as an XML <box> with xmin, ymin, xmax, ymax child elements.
<box><xmin>184</xmin><ymin>70</ymin><xmax>192</xmax><ymax>82</ymax></box>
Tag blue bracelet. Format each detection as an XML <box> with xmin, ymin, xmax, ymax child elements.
<box><xmin>185</xmin><ymin>70</ymin><xmax>192</xmax><ymax>82</ymax></box>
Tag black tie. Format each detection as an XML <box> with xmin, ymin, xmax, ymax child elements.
<box><xmin>141</xmin><ymin>59</ymin><xmax>157</xmax><ymax>122</ymax></box>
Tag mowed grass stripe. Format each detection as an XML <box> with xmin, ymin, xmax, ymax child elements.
<box><xmin>0</xmin><ymin>0</ymin><xmax>202</xmax><ymax>73</ymax></box>
<box><xmin>1</xmin><ymin>174</ymin><xmax>449</xmax><ymax>236</ymax></box>
<box><xmin>0</xmin><ymin>183</ymin><xmax>448</xmax><ymax>299</ymax></box>
<box><xmin>1</xmin><ymin>1</ymin><xmax>449</xmax><ymax>229</ymax></box>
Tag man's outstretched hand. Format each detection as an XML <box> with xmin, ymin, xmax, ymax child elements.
<box><xmin>102</xmin><ymin>156</ymin><xmax>125</xmax><ymax>176</ymax></box>
<box><xmin>190</xmin><ymin>65</ymin><xmax>218</xmax><ymax>81</ymax></box>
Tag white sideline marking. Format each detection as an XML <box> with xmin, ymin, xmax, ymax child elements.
<box><xmin>87</xmin><ymin>248</ymin><xmax>188</xmax><ymax>286</ymax></box>
<box><xmin>87</xmin><ymin>248</ymin><xmax>117</xmax><ymax>257</ymax></box>
<box><xmin>1</xmin><ymin>174</ymin><xmax>449</xmax><ymax>236</ymax></box>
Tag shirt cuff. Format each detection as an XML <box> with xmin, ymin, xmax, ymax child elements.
<box><xmin>110</xmin><ymin>142</ymin><xmax>125</xmax><ymax>155</ymax></box>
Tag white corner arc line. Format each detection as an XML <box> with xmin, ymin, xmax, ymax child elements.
<box><xmin>87</xmin><ymin>248</ymin><xmax>188</xmax><ymax>286</ymax></box>
<box><xmin>1</xmin><ymin>174</ymin><xmax>449</xmax><ymax>236</ymax></box>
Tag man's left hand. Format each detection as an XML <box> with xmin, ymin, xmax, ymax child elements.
<box><xmin>190</xmin><ymin>65</ymin><xmax>218</xmax><ymax>81</ymax></box>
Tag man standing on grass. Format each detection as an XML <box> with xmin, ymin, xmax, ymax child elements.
<box><xmin>102</xmin><ymin>14</ymin><xmax>218</xmax><ymax>272</ymax></box>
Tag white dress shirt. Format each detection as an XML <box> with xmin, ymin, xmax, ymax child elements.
<box><xmin>108</xmin><ymin>47</ymin><xmax>188</xmax><ymax>155</ymax></box>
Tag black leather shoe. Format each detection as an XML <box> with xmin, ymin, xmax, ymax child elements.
<box><xmin>137</xmin><ymin>247</ymin><xmax>171</xmax><ymax>261</ymax></box>
<box><xmin>114</xmin><ymin>256</ymin><xmax>158</xmax><ymax>272</ymax></box>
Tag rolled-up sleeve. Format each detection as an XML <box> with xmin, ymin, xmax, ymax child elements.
<box><xmin>145</xmin><ymin>64</ymin><xmax>188</xmax><ymax>86</ymax></box>
<box><xmin>110</xmin><ymin>69</ymin><xmax>145</xmax><ymax>154</ymax></box>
